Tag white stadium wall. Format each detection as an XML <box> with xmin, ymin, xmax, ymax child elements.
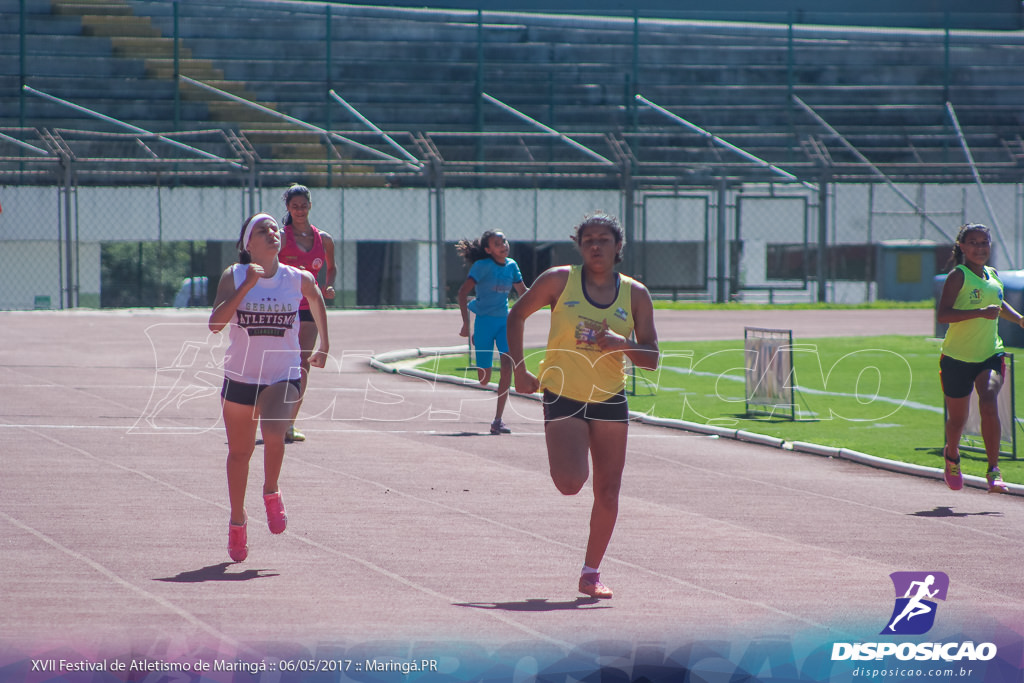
<box><xmin>0</xmin><ymin>183</ymin><xmax>1021</xmax><ymax>308</ymax></box>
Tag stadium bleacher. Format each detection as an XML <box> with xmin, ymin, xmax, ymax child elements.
<box><xmin>3</xmin><ymin>0</ymin><xmax>1024</xmax><ymax>187</ymax></box>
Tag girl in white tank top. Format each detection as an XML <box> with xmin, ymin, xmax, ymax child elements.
<box><xmin>208</xmin><ymin>213</ymin><xmax>330</xmax><ymax>563</ymax></box>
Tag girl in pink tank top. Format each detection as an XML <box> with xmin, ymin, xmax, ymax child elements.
<box><xmin>278</xmin><ymin>184</ymin><xmax>337</xmax><ymax>443</ymax></box>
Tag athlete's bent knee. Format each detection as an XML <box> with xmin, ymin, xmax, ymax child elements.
<box><xmin>551</xmin><ymin>474</ymin><xmax>586</xmax><ymax>496</ymax></box>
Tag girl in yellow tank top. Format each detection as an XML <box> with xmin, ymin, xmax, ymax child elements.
<box><xmin>538</xmin><ymin>264</ymin><xmax>636</xmax><ymax>403</ymax></box>
<box><xmin>506</xmin><ymin>212</ymin><xmax>660</xmax><ymax>599</ymax></box>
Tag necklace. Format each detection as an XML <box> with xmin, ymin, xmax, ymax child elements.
<box><xmin>294</xmin><ymin>230</ymin><xmax>312</xmax><ymax>238</ymax></box>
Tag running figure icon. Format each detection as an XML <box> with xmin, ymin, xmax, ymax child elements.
<box><xmin>882</xmin><ymin>571</ymin><xmax>949</xmax><ymax>636</ymax></box>
<box><xmin>888</xmin><ymin>575</ymin><xmax>938</xmax><ymax>631</ymax></box>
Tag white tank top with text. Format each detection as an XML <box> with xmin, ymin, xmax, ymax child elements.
<box><xmin>223</xmin><ymin>263</ymin><xmax>304</xmax><ymax>385</ymax></box>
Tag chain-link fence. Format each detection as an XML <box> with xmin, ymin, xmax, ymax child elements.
<box><xmin>5</xmin><ymin>0</ymin><xmax>1024</xmax><ymax>309</ymax></box>
<box><xmin>3</xmin><ymin>164</ymin><xmax>1022</xmax><ymax>310</ymax></box>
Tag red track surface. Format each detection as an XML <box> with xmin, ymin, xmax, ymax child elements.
<box><xmin>1</xmin><ymin>308</ymin><xmax>1020</xmax><ymax>679</ymax></box>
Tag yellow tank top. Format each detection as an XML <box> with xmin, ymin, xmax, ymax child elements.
<box><xmin>538</xmin><ymin>265</ymin><xmax>635</xmax><ymax>403</ymax></box>
<box><xmin>941</xmin><ymin>264</ymin><xmax>1004</xmax><ymax>362</ymax></box>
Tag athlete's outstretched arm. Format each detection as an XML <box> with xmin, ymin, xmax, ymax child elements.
<box><xmin>506</xmin><ymin>266</ymin><xmax>569</xmax><ymax>395</ymax></box>
<box><xmin>320</xmin><ymin>232</ymin><xmax>338</xmax><ymax>300</ymax></box>
<box><xmin>301</xmin><ymin>271</ymin><xmax>330</xmax><ymax>368</ymax></box>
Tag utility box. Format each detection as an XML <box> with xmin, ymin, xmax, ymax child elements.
<box><xmin>876</xmin><ymin>240</ymin><xmax>944</xmax><ymax>302</ymax></box>
<box><xmin>933</xmin><ymin>270</ymin><xmax>1024</xmax><ymax>347</ymax></box>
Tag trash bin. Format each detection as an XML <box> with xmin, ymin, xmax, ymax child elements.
<box><xmin>933</xmin><ymin>269</ymin><xmax>1024</xmax><ymax>347</ymax></box>
<box><xmin>876</xmin><ymin>239</ymin><xmax>943</xmax><ymax>302</ymax></box>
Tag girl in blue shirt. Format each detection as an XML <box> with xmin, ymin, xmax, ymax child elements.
<box><xmin>456</xmin><ymin>230</ymin><xmax>528</xmax><ymax>434</ymax></box>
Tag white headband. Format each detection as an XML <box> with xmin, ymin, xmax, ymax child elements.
<box><xmin>242</xmin><ymin>213</ymin><xmax>275</xmax><ymax>251</ymax></box>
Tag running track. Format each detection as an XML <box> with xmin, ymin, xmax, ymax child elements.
<box><xmin>1</xmin><ymin>308</ymin><xmax>1021</xmax><ymax>681</ymax></box>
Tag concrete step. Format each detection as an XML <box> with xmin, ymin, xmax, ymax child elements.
<box><xmin>1</xmin><ymin>15</ymin><xmax>87</xmax><ymax>36</ymax></box>
<box><xmin>110</xmin><ymin>36</ymin><xmax>181</xmax><ymax>59</ymax></box>
<box><xmin>0</xmin><ymin>0</ymin><xmax>52</xmax><ymax>12</ymax></box>
<box><xmin>146</xmin><ymin>58</ymin><xmax>224</xmax><ymax>81</ymax></box>
<box><xmin>18</xmin><ymin>54</ymin><xmax>147</xmax><ymax>78</ymax></box>
<box><xmin>78</xmin><ymin>14</ymin><xmax>161</xmax><ymax>37</ymax></box>
<box><xmin>0</xmin><ymin>33</ymin><xmax>113</xmax><ymax>57</ymax></box>
<box><xmin>53</xmin><ymin>2</ymin><xmax>134</xmax><ymax>16</ymax></box>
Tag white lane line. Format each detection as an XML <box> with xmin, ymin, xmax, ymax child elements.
<box><xmin>290</xmin><ymin>453</ymin><xmax>835</xmax><ymax>634</ymax></box>
<box><xmin>1</xmin><ymin>423</ymin><xmax>575</xmax><ymax>648</ymax></box>
<box><xmin>0</xmin><ymin>509</ymin><xmax>251</xmax><ymax>654</ymax></box>
<box><xmin>632</xmin><ymin>445</ymin><xmax>1020</xmax><ymax>543</ymax></box>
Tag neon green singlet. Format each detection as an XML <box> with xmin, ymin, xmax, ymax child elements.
<box><xmin>538</xmin><ymin>265</ymin><xmax>635</xmax><ymax>403</ymax></box>
<box><xmin>940</xmin><ymin>264</ymin><xmax>1004</xmax><ymax>363</ymax></box>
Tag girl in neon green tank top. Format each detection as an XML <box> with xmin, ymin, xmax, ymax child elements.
<box><xmin>507</xmin><ymin>212</ymin><xmax>660</xmax><ymax>599</ymax></box>
<box><xmin>936</xmin><ymin>223</ymin><xmax>1023</xmax><ymax>494</ymax></box>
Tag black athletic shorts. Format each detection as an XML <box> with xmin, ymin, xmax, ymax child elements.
<box><xmin>298</xmin><ymin>308</ymin><xmax>315</xmax><ymax>323</ymax></box>
<box><xmin>939</xmin><ymin>353</ymin><xmax>1005</xmax><ymax>399</ymax></box>
<box><xmin>221</xmin><ymin>378</ymin><xmax>301</xmax><ymax>406</ymax></box>
<box><xmin>542</xmin><ymin>390</ymin><xmax>629</xmax><ymax>424</ymax></box>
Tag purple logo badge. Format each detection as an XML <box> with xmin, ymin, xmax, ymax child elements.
<box><xmin>881</xmin><ymin>571</ymin><xmax>949</xmax><ymax>635</ymax></box>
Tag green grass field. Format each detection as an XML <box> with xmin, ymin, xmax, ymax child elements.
<box><xmin>417</xmin><ymin>335</ymin><xmax>1024</xmax><ymax>485</ymax></box>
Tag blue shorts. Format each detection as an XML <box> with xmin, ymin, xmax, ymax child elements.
<box><xmin>473</xmin><ymin>314</ymin><xmax>509</xmax><ymax>369</ymax></box>
<box><xmin>939</xmin><ymin>353</ymin><xmax>1005</xmax><ymax>399</ymax></box>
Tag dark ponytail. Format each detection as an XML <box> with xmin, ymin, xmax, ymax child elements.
<box><xmin>455</xmin><ymin>230</ymin><xmax>503</xmax><ymax>265</ymax></box>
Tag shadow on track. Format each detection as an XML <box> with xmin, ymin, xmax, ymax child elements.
<box><xmin>154</xmin><ymin>562</ymin><xmax>280</xmax><ymax>582</ymax></box>
<box><xmin>453</xmin><ymin>597</ymin><xmax>608</xmax><ymax>612</ymax></box>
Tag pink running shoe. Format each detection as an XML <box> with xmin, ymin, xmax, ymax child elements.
<box><xmin>228</xmin><ymin>522</ymin><xmax>248</xmax><ymax>562</ymax></box>
<box><xmin>943</xmin><ymin>447</ymin><xmax>963</xmax><ymax>491</ymax></box>
<box><xmin>263</xmin><ymin>491</ymin><xmax>288</xmax><ymax>534</ymax></box>
<box><xmin>987</xmin><ymin>467</ymin><xmax>1009</xmax><ymax>494</ymax></box>
<box><xmin>490</xmin><ymin>419</ymin><xmax>511</xmax><ymax>435</ymax></box>
<box><xmin>579</xmin><ymin>572</ymin><xmax>613</xmax><ymax>599</ymax></box>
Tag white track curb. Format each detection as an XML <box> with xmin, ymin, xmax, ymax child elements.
<box><xmin>371</xmin><ymin>347</ymin><xmax>1024</xmax><ymax>497</ymax></box>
